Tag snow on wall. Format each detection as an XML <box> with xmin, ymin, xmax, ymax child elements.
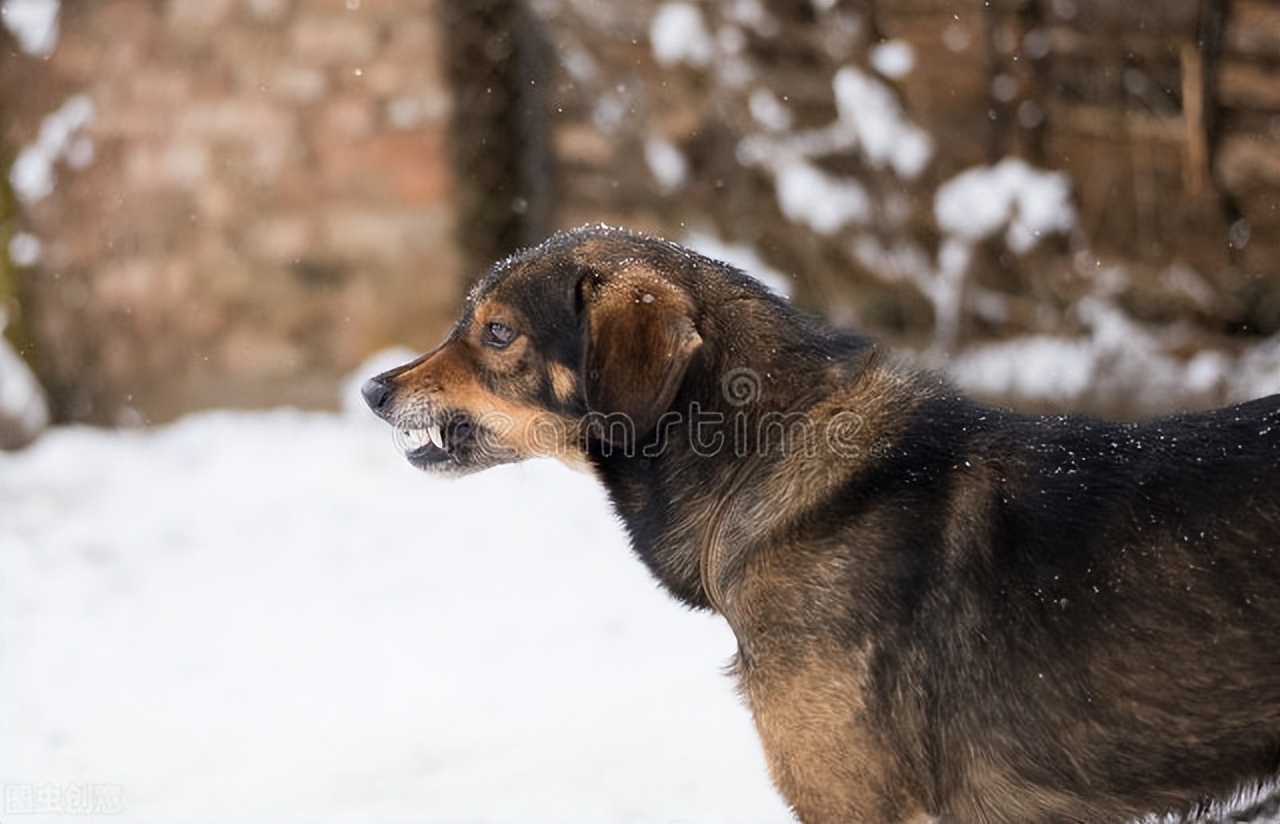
<box><xmin>735</xmin><ymin>62</ymin><xmax>936</xmax><ymax>236</ymax></box>
<box><xmin>880</xmin><ymin>156</ymin><xmax>1079</xmax><ymax>350</ymax></box>
<box><xmin>948</xmin><ymin>299</ymin><xmax>1280</xmax><ymax>412</ymax></box>
<box><xmin>869</xmin><ymin>40</ymin><xmax>916</xmax><ymax>80</ymax></box>
<box><xmin>832</xmin><ymin>66</ymin><xmax>933</xmax><ymax>181</ymax></box>
<box><xmin>1</xmin><ymin>0</ymin><xmax>59</xmax><ymax>57</ymax></box>
<box><xmin>748</xmin><ymin>87</ymin><xmax>794</xmax><ymax>132</ymax></box>
<box><xmin>934</xmin><ymin>157</ymin><xmax>1076</xmax><ymax>253</ymax></box>
<box><xmin>650</xmin><ymin>2</ymin><xmax>714</xmax><ymax>68</ymax></box>
<box><xmin>775</xmin><ymin>157</ymin><xmax>871</xmax><ymax>236</ymax></box>
<box><xmin>644</xmin><ymin>135</ymin><xmax>689</xmax><ymax>192</ymax></box>
<box><xmin>9</xmin><ymin>92</ymin><xmax>94</xmax><ymax>206</ymax></box>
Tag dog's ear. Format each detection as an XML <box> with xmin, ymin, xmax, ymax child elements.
<box><xmin>580</xmin><ymin>267</ymin><xmax>702</xmax><ymax>437</ymax></box>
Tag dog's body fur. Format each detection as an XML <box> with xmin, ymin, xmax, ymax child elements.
<box><xmin>363</xmin><ymin>225</ymin><xmax>1280</xmax><ymax>824</ymax></box>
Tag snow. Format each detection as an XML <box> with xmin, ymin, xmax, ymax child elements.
<box><xmin>10</xmin><ymin>93</ymin><xmax>94</xmax><ymax>204</ymax></box>
<box><xmin>947</xmin><ymin>334</ymin><xmax>1096</xmax><ymax>404</ymax></box>
<box><xmin>748</xmin><ymin>88</ymin><xmax>794</xmax><ymax>132</ymax></box>
<box><xmin>7</xmin><ymin>231</ymin><xmax>42</xmax><ymax>268</ymax></box>
<box><xmin>869</xmin><ymin>40</ymin><xmax>916</xmax><ymax>80</ymax></box>
<box><xmin>931</xmin><ymin>238</ymin><xmax>973</xmax><ymax>349</ymax></box>
<box><xmin>948</xmin><ymin>301</ymin><xmax>1280</xmax><ymax>411</ymax></box>
<box><xmin>1</xmin><ymin>0</ymin><xmax>59</xmax><ymax>57</ymax></box>
<box><xmin>911</xmin><ymin>157</ymin><xmax>1077</xmax><ymax>347</ymax></box>
<box><xmin>0</xmin><ymin>309</ymin><xmax>49</xmax><ymax>449</ymax></box>
<box><xmin>1</xmin><ymin>361</ymin><xmax>791</xmax><ymax>822</ymax></box>
<box><xmin>650</xmin><ymin>2</ymin><xmax>714</xmax><ymax>68</ymax></box>
<box><xmin>643</xmin><ymin>136</ymin><xmax>688</xmax><ymax>192</ymax></box>
<box><xmin>735</xmin><ymin>64</ymin><xmax>935</xmax><ymax>234</ymax></box>
<box><xmin>934</xmin><ymin>157</ymin><xmax>1075</xmax><ymax>253</ymax></box>
<box><xmin>849</xmin><ymin>229</ymin><xmax>1280</xmax><ymax>402</ymax></box>
<box><xmin>725</xmin><ymin>0</ymin><xmax>778</xmax><ymax>38</ymax></box>
<box><xmin>832</xmin><ymin>66</ymin><xmax>933</xmax><ymax>180</ymax></box>
<box><xmin>775</xmin><ymin>157</ymin><xmax>870</xmax><ymax>236</ymax></box>
<box><xmin>851</xmin><ymin>234</ymin><xmax>971</xmax><ymax>350</ymax></box>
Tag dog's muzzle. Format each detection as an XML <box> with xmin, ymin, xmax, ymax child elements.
<box><xmin>361</xmin><ymin>374</ymin><xmax>478</xmax><ymax>471</ymax></box>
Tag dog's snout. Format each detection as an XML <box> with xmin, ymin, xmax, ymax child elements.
<box><xmin>361</xmin><ymin>376</ymin><xmax>395</xmax><ymax>416</ymax></box>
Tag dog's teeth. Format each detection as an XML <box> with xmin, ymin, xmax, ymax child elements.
<box><xmin>400</xmin><ymin>423</ymin><xmax>447</xmax><ymax>452</ymax></box>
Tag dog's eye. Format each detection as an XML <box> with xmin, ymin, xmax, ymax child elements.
<box><xmin>483</xmin><ymin>321</ymin><xmax>518</xmax><ymax>349</ymax></box>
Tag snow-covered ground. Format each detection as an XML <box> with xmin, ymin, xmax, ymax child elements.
<box><xmin>0</xmin><ymin>367</ymin><xmax>791</xmax><ymax>822</ymax></box>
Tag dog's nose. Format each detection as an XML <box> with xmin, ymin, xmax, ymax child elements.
<box><xmin>361</xmin><ymin>376</ymin><xmax>394</xmax><ymax>414</ymax></box>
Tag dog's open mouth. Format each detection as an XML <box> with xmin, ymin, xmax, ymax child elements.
<box><xmin>396</xmin><ymin>414</ymin><xmax>475</xmax><ymax>469</ymax></box>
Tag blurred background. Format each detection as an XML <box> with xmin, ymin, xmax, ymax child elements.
<box><xmin>2</xmin><ymin>0</ymin><xmax>1278</xmax><ymax>446</ymax></box>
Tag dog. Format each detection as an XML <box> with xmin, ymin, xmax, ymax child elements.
<box><xmin>362</xmin><ymin>224</ymin><xmax>1280</xmax><ymax>824</ymax></box>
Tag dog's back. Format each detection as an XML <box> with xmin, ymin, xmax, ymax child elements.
<box><xmin>882</xmin><ymin>395</ymin><xmax>1280</xmax><ymax>822</ymax></box>
<box><xmin>728</xmin><ymin>373</ymin><xmax>1280</xmax><ymax>822</ymax></box>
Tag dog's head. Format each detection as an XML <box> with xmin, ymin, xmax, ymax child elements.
<box><xmin>363</xmin><ymin>225</ymin><xmax>774</xmax><ymax>474</ymax></box>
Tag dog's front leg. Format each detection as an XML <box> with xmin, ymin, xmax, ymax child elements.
<box><xmin>739</xmin><ymin>654</ymin><xmax>931</xmax><ymax>824</ymax></box>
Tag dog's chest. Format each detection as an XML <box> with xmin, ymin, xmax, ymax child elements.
<box><xmin>733</xmin><ymin>643</ymin><xmax>930</xmax><ymax>823</ymax></box>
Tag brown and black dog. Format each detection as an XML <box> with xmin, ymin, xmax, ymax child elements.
<box><xmin>362</xmin><ymin>225</ymin><xmax>1280</xmax><ymax>824</ymax></box>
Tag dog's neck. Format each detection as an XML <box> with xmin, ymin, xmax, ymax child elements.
<box><xmin>585</xmin><ymin>323</ymin><xmax>899</xmax><ymax>612</ymax></box>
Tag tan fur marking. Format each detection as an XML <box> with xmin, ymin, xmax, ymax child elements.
<box><xmin>548</xmin><ymin>361</ymin><xmax>578</xmax><ymax>406</ymax></box>
<box><xmin>740</xmin><ymin>647</ymin><xmax>920</xmax><ymax>824</ymax></box>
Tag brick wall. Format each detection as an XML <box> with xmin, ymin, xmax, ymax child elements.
<box><xmin>2</xmin><ymin>0</ymin><xmax>461</xmax><ymax>423</ymax></box>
